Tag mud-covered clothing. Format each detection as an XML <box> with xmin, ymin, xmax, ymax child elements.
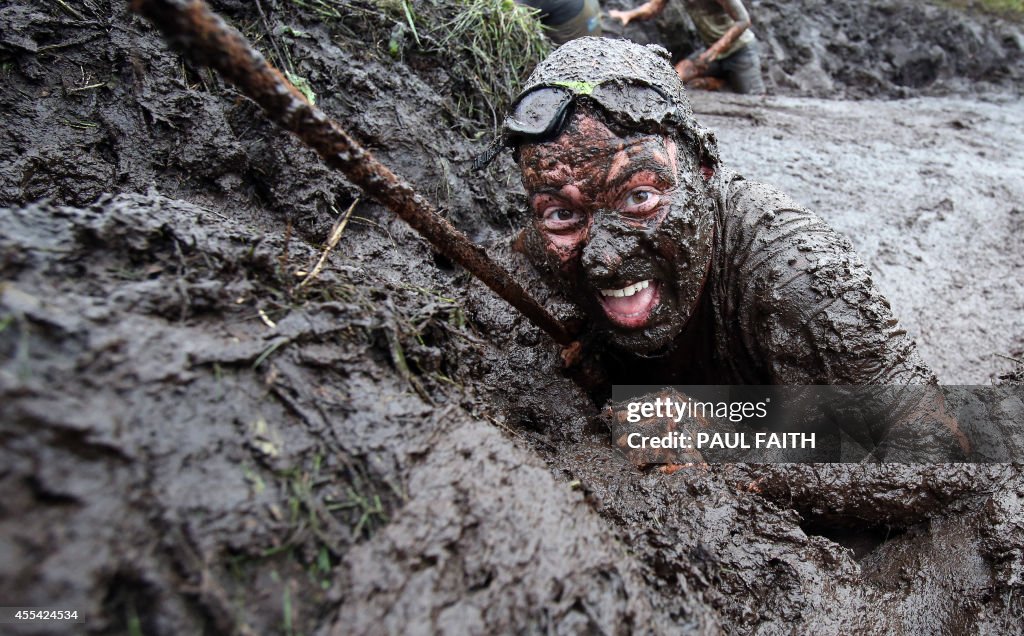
<box><xmin>685</xmin><ymin>0</ymin><xmax>754</xmax><ymax>58</ymax></box>
<box><xmin>605</xmin><ymin>169</ymin><xmax>936</xmax><ymax>387</ymax></box>
<box><xmin>518</xmin><ymin>0</ymin><xmax>602</xmax><ymax>45</ymax></box>
<box><xmin>687</xmin><ymin>40</ymin><xmax>764</xmax><ymax>94</ymax></box>
<box><xmin>708</xmin><ymin>171</ymin><xmax>934</xmax><ymax>384</ymax></box>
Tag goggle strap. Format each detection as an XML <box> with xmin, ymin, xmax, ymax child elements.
<box><xmin>473</xmin><ymin>133</ymin><xmax>506</xmax><ymax>171</ymax></box>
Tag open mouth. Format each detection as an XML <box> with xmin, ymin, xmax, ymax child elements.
<box><xmin>597</xmin><ymin>279</ymin><xmax>660</xmax><ymax>329</ymax></box>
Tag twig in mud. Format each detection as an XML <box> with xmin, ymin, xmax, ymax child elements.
<box><xmin>995</xmin><ymin>353</ymin><xmax>1024</xmax><ymax>364</ymax></box>
<box><xmin>69</xmin><ymin>82</ymin><xmax>107</xmax><ymax>92</ymax></box>
<box><xmin>279</xmin><ymin>218</ymin><xmax>292</xmax><ymax>274</ymax></box>
<box><xmin>169</xmin><ymin>524</ymin><xmax>259</xmax><ymax>636</ymax></box>
<box><xmin>37</xmin><ymin>33</ymin><xmax>103</xmax><ymax>53</ymax></box>
<box><xmin>297</xmin><ymin>197</ymin><xmax>359</xmax><ymax>291</ymax></box>
<box><xmin>253</xmin><ymin>0</ymin><xmax>288</xmax><ymax>72</ymax></box>
<box><xmin>692</xmin><ymin>107</ymin><xmax>766</xmax><ymax>125</ymax></box>
<box><xmin>258</xmin><ymin>308</ymin><xmax>277</xmax><ymax>329</ymax></box>
<box><xmin>386</xmin><ymin>327</ymin><xmax>432</xmax><ymax>405</ymax></box>
<box><xmin>49</xmin><ymin>0</ymin><xmax>89</xmax><ymax>21</ymax></box>
<box><xmin>128</xmin><ymin>0</ymin><xmax>577</xmax><ymax>348</ymax></box>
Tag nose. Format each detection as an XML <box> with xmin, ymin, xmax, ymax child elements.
<box><xmin>581</xmin><ymin>213</ymin><xmax>626</xmax><ymax>279</ymax></box>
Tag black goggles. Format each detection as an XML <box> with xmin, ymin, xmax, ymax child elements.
<box><xmin>475</xmin><ymin>81</ymin><xmax>677</xmax><ymax>169</ymax></box>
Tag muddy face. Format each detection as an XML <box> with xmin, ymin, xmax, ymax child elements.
<box><xmin>519</xmin><ymin>108</ymin><xmax>715</xmax><ymax>353</ymax></box>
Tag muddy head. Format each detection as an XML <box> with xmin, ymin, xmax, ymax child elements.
<box><xmin>507</xmin><ymin>38</ymin><xmax>721</xmax><ymax>353</ymax></box>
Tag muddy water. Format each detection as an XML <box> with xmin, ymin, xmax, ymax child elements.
<box><xmin>695</xmin><ymin>92</ymin><xmax>1024</xmax><ymax>383</ymax></box>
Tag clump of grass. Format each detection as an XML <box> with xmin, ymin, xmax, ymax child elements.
<box><xmin>289</xmin><ymin>0</ymin><xmax>551</xmax><ymax>131</ymax></box>
<box><xmin>428</xmin><ymin>0</ymin><xmax>552</xmax><ymax>129</ymax></box>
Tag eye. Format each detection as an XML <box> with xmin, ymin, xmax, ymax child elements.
<box><xmin>620</xmin><ymin>187</ymin><xmax>661</xmax><ymax>215</ymax></box>
<box><xmin>626</xmin><ymin>191</ymin><xmax>651</xmax><ymax>206</ymax></box>
<box><xmin>541</xmin><ymin>207</ymin><xmax>583</xmax><ymax>232</ymax></box>
<box><xmin>553</xmin><ymin>209</ymin><xmax>575</xmax><ymax>221</ymax></box>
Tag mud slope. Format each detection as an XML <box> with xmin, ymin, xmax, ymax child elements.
<box><xmin>2</xmin><ymin>0</ymin><xmax>1024</xmax><ymax>635</ymax></box>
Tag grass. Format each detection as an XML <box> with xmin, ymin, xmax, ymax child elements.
<box><xmin>327</xmin><ymin>487</ymin><xmax>388</xmax><ymax>537</ymax></box>
<box><xmin>381</xmin><ymin>282</ymin><xmax>477</xmax><ymax>398</ymax></box>
<box><xmin>429</xmin><ymin>0</ymin><xmax>551</xmax><ymax>129</ymax></box>
<box><xmin>282</xmin><ymin>583</ymin><xmax>294</xmax><ymax>636</ymax></box>
<box><xmin>226</xmin><ymin>452</ymin><xmax>393</xmax><ymax>633</ymax></box>
<box><xmin>975</xmin><ymin>0</ymin><xmax>1023</xmax><ymax>11</ymax></box>
<box><xmin>287</xmin><ymin>0</ymin><xmax>551</xmax><ymax>131</ymax></box>
<box><xmin>0</xmin><ymin>309</ymin><xmax>32</xmax><ymax>380</ymax></box>
<box><xmin>937</xmin><ymin>0</ymin><xmax>1024</xmax><ymax>18</ymax></box>
<box><xmin>60</xmin><ymin>117</ymin><xmax>99</xmax><ymax>130</ymax></box>
<box><xmin>126</xmin><ymin>600</ymin><xmax>143</xmax><ymax>636</ymax></box>
<box><xmin>252</xmin><ymin>337</ymin><xmax>290</xmax><ymax>369</ymax></box>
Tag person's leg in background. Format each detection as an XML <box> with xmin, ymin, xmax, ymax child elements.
<box><xmin>547</xmin><ymin>0</ymin><xmax>602</xmax><ymax>46</ymax></box>
<box><xmin>721</xmin><ymin>41</ymin><xmax>765</xmax><ymax>94</ymax></box>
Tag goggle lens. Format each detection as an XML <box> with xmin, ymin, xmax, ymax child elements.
<box><xmin>505</xmin><ymin>82</ymin><xmax>674</xmax><ymax>144</ymax></box>
<box><xmin>506</xmin><ymin>87</ymin><xmax>574</xmax><ymax>140</ymax></box>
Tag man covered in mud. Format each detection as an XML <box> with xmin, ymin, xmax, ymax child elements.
<box><xmin>610</xmin><ymin>0</ymin><xmax>765</xmax><ymax>94</ymax></box>
<box><xmin>479</xmin><ymin>37</ymin><xmax>965</xmax><ymax>459</ymax></box>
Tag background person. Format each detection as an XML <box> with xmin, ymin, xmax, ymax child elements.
<box><xmin>610</xmin><ymin>0</ymin><xmax>765</xmax><ymax>94</ymax></box>
<box><xmin>518</xmin><ymin>0</ymin><xmax>603</xmax><ymax>45</ymax></box>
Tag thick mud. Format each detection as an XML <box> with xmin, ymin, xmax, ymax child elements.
<box><xmin>2</xmin><ymin>0</ymin><xmax>1023</xmax><ymax>634</ymax></box>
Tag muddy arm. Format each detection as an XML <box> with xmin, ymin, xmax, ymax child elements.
<box><xmin>719</xmin><ymin>180</ymin><xmax>932</xmax><ymax>386</ymax></box>
<box><xmin>700</xmin><ymin>0</ymin><xmax>752</xmax><ymax>64</ymax></box>
<box><xmin>870</xmin><ymin>386</ymin><xmax>970</xmax><ymax>459</ymax></box>
<box><xmin>721</xmin><ymin>463</ymin><xmax>989</xmax><ymax>526</ymax></box>
<box><xmin>608</xmin><ymin>0</ymin><xmax>669</xmax><ymax>26</ymax></box>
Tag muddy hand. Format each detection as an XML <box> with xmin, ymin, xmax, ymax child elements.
<box><xmin>686</xmin><ymin>77</ymin><xmax>727</xmax><ymax>92</ymax></box>
<box><xmin>559</xmin><ymin>336</ymin><xmax>610</xmax><ymax>393</ymax></box>
<box><xmin>607</xmin><ymin>9</ymin><xmax>635</xmax><ymax>25</ymax></box>
<box><xmin>559</xmin><ymin>340</ymin><xmax>584</xmax><ymax>368</ymax></box>
<box><xmin>660</xmin><ymin>462</ymin><xmax>709</xmax><ymax>474</ymax></box>
<box><xmin>675</xmin><ymin>59</ymin><xmax>701</xmax><ymax>82</ymax></box>
<box><xmin>604</xmin><ymin>388</ymin><xmax>708</xmax><ymax>470</ymax></box>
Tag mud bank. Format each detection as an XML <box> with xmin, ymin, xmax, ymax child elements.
<box><xmin>2</xmin><ymin>0</ymin><xmax>1024</xmax><ymax>634</ymax></box>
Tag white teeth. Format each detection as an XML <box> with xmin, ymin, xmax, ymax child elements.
<box><xmin>600</xmin><ymin>279</ymin><xmax>651</xmax><ymax>298</ymax></box>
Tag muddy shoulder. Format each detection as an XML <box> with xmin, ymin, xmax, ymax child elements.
<box><xmin>2</xmin><ymin>0</ymin><xmax>1024</xmax><ymax>634</ymax></box>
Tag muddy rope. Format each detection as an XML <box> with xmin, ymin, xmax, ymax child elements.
<box><xmin>129</xmin><ymin>0</ymin><xmax>576</xmax><ymax>347</ymax></box>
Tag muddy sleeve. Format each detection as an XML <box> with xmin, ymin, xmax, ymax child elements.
<box><xmin>718</xmin><ymin>179</ymin><xmax>936</xmax><ymax>386</ymax></box>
